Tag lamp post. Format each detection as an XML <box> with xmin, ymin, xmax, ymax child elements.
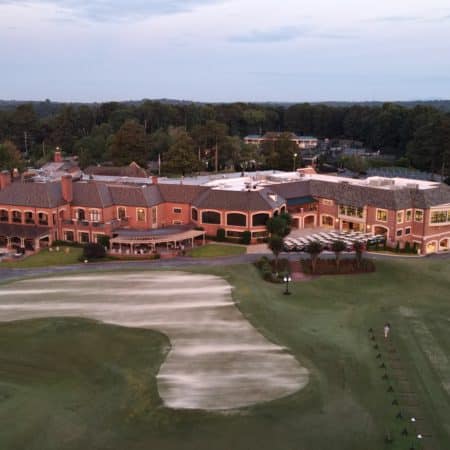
<box><xmin>293</xmin><ymin>152</ymin><xmax>298</xmax><ymax>172</ymax></box>
<box><xmin>283</xmin><ymin>274</ymin><xmax>292</xmax><ymax>295</ymax></box>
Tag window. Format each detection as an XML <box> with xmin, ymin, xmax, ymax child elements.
<box><xmin>252</xmin><ymin>213</ymin><xmax>269</xmax><ymax>227</ymax></box>
<box><xmin>397</xmin><ymin>211</ymin><xmax>404</xmax><ymax>224</ymax></box>
<box><xmin>173</xmin><ymin>207</ymin><xmax>182</xmax><ymax>214</ymax></box>
<box><xmin>406</xmin><ymin>209</ymin><xmax>412</xmax><ymax>221</ymax></box>
<box><xmin>414</xmin><ymin>209</ymin><xmax>424</xmax><ymax>222</ymax></box>
<box><xmin>376</xmin><ymin>209</ymin><xmax>388</xmax><ymax>222</ymax></box>
<box><xmin>79</xmin><ymin>232</ymin><xmax>90</xmax><ymax>243</ymax></box>
<box><xmin>76</xmin><ymin>209</ymin><xmax>86</xmax><ymax>221</ymax></box>
<box><xmin>38</xmin><ymin>212</ymin><xmax>48</xmax><ymax>225</ymax></box>
<box><xmin>64</xmin><ymin>231</ymin><xmax>74</xmax><ymax>241</ymax></box>
<box><xmin>12</xmin><ymin>211</ymin><xmax>22</xmax><ymax>223</ymax></box>
<box><xmin>137</xmin><ymin>208</ymin><xmax>145</xmax><ymax>222</ymax></box>
<box><xmin>396</xmin><ymin>229</ymin><xmax>403</xmax><ymax>237</ymax></box>
<box><xmin>405</xmin><ymin>227</ymin><xmax>411</xmax><ymax>235</ymax></box>
<box><xmin>322</xmin><ymin>199</ymin><xmax>333</xmax><ymax>205</ymax></box>
<box><xmin>430</xmin><ymin>209</ymin><xmax>450</xmax><ymax>224</ymax></box>
<box><xmin>25</xmin><ymin>211</ymin><xmax>34</xmax><ymax>224</ymax></box>
<box><xmin>252</xmin><ymin>231</ymin><xmax>268</xmax><ymax>239</ymax></box>
<box><xmin>321</xmin><ymin>215</ymin><xmax>334</xmax><ymax>227</ymax></box>
<box><xmin>0</xmin><ymin>210</ymin><xmax>8</xmax><ymax>222</ymax></box>
<box><xmin>173</xmin><ymin>220</ymin><xmax>182</xmax><ymax>225</ymax></box>
<box><xmin>191</xmin><ymin>208</ymin><xmax>198</xmax><ymax>221</ymax></box>
<box><xmin>280</xmin><ymin>206</ymin><xmax>286</xmax><ymax>214</ymax></box>
<box><xmin>151</xmin><ymin>207</ymin><xmax>157</xmax><ymax>225</ymax></box>
<box><xmin>339</xmin><ymin>205</ymin><xmax>364</xmax><ymax>218</ymax></box>
<box><xmin>90</xmin><ymin>210</ymin><xmax>100</xmax><ymax>222</ymax></box>
<box><xmin>226</xmin><ymin>213</ymin><xmax>247</xmax><ymax>227</ymax></box>
<box><xmin>202</xmin><ymin>211</ymin><xmax>221</xmax><ymax>224</ymax></box>
<box><xmin>118</xmin><ymin>207</ymin><xmax>126</xmax><ymax>220</ymax></box>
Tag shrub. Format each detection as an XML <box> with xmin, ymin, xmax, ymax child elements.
<box><xmin>404</xmin><ymin>241</ymin><xmax>411</xmax><ymax>253</ymax></box>
<box><xmin>241</xmin><ymin>230</ymin><xmax>251</xmax><ymax>245</ymax></box>
<box><xmin>216</xmin><ymin>228</ymin><xmax>226</xmax><ymax>242</ymax></box>
<box><xmin>82</xmin><ymin>243</ymin><xmax>106</xmax><ymax>260</ymax></box>
<box><xmin>395</xmin><ymin>241</ymin><xmax>400</xmax><ymax>252</ymax></box>
<box><xmin>97</xmin><ymin>235</ymin><xmax>110</xmax><ymax>249</ymax></box>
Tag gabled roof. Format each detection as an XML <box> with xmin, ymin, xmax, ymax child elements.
<box><xmin>84</xmin><ymin>162</ymin><xmax>148</xmax><ymax>178</ymax></box>
<box><xmin>158</xmin><ymin>184</ymin><xmax>208</xmax><ymax>204</ymax></box>
<box><xmin>108</xmin><ymin>184</ymin><xmax>163</xmax><ymax>207</ymax></box>
<box><xmin>0</xmin><ymin>182</ymin><xmax>65</xmax><ymax>208</ymax></box>
<box><xmin>72</xmin><ymin>182</ymin><xmax>113</xmax><ymax>208</ymax></box>
<box><xmin>192</xmin><ymin>187</ymin><xmax>285</xmax><ymax>211</ymax></box>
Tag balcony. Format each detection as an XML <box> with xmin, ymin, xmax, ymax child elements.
<box><xmin>25</xmin><ymin>219</ymin><xmax>35</xmax><ymax>225</ymax></box>
<box><xmin>12</xmin><ymin>218</ymin><xmax>22</xmax><ymax>224</ymax></box>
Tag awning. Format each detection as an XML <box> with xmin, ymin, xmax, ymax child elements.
<box><xmin>110</xmin><ymin>226</ymin><xmax>205</xmax><ymax>245</ymax></box>
<box><xmin>287</xmin><ymin>196</ymin><xmax>317</xmax><ymax>206</ymax></box>
<box><xmin>0</xmin><ymin>223</ymin><xmax>51</xmax><ymax>239</ymax></box>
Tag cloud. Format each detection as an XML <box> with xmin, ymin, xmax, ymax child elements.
<box><xmin>369</xmin><ymin>15</ymin><xmax>420</xmax><ymax>23</ymax></box>
<box><xmin>229</xmin><ymin>26</ymin><xmax>356</xmax><ymax>44</ymax></box>
<box><xmin>229</xmin><ymin>26</ymin><xmax>305</xmax><ymax>43</ymax></box>
<box><xmin>0</xmin><ymin>0</ymin><xmax>224</xmax><ymax>21</ymax></box>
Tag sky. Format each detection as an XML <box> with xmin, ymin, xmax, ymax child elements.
<box><xmin>1</xmin><ymin>0</ymin><xmax>450</xmax><ymax>102</ymax></box>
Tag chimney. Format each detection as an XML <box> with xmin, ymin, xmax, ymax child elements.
<box><xmin>152</xmin><ymin>176</ymin><xmax>158</xmax><ymax>185</ymax></box>
<box><xmin>0</xmin><ymin>170</ymin><xmax>11</xmax><ymax>190</ymax></box>
<box><xmin>54</xmin><ymin>148</ymin><xmax>62</xmax><ymax>163</ymax></box>
<box><xmin>61</xmin><ymin>174</ymin><xmax>73</xmax><ymax>203</ymax></box>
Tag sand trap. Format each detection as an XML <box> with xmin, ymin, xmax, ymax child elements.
<box><xmin>0</xmin><ymin>271</ymin><xmax>308</xmax><ymax>410</ymax></box>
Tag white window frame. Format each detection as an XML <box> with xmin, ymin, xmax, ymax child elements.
<box><xmin>376</xmin><ymin>208</ymin><xmax>388</xmax><ymax>222</ymax></box>
<box><xmin>137</xmin><ymin>208</ymin><xmax>146</xmax><ymax>222</ymax></box>
<box><xmin>396</xmin><ymin>211</ymin><xmax>404</xmax><ymax>224</ymax></box>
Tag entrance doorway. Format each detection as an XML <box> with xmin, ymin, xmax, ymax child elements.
<box><xmin>341</xmin><ymin>221</ymin><xmax>364</xmax><ymax>232</ymax></box>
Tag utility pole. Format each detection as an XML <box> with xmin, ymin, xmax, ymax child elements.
<box><xmin>24</xmin><ymin>131</ymin><xmax>29</xmax><ymax>156</ymax></box>
<box><xmin>215</xmin><ymin>139</ymin><xmax>219</xmax><ymax>173</ymax></box>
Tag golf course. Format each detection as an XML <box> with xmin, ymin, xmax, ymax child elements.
<box><xmin>0</xmin><ymin>257</ymin><xmax>449</xmax><ymax>450</ymax></box>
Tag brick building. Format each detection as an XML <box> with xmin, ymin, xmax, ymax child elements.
<box><xmin>0</xmin><ymin>164</ymin><xmax>449</xmax><ymax>255</ymax></box>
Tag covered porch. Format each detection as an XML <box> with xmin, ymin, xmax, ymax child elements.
<box><xmin>0</xmin><ymin>223</ymin><xmax>51</xmax><ymax>254</ymax></box>
<box><xmin>110</xmin><ymin>226</ymin><xmax>206</xmax><ymax>256</ymax></box>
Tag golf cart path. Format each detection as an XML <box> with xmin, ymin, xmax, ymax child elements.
<box><xmin>0</xmin><ymin>271</ymin><xmax>308</xmax><ymax>410</ymax></box>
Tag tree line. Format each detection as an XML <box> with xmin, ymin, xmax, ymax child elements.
<box><xmin>0</xmin><ymin>100</ymin><xmax>449</xmax><ymax>177</ymax></box>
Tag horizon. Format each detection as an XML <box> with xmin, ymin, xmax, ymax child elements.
<box><xmin>1</xmin><ymin>0</ymin><xmax>450</xmax><ymax>102</ymax></box>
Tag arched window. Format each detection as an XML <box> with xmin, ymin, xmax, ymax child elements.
<box><xmin>252</xmin><ymin>213</ymin><xmax>269</xmax><ymax>227</ymax></box>
<box><xmin>0</xmin><ymin>210</ymin><xmax>8</xmax><ymax>222</ymax></box>
<box><xmin>38</xmin><ymin>212</ymin><xmax>48</xmax><ymax>225</ymax></box>
<box><xmin>202</xmin><ymin>211</ymin><xmax>221</xmax><ymax>224</ymax></box>
<box><xmin>77</xmin><ymin>209</ymin><xmax>85</xmax><ymax>221</ymax></box>
<box><xmin>12</xmin><ymin>211</ymin><xmax>22</xmax><ymax>223</ymax></box>
<box><xmin>227</xmin><ymin>213</ymin><xmax>247</xmax><ymax>227</ymax></box>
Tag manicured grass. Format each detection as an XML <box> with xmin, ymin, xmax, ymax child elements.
<box><xmin>1</xmin><ymin>246</ymin><xmax>83</xmax><ymax>268</ymax></box>
<box><xmin>187</xmin><ymin>243</ymin><xmax>246</xmax><ymax>258</ymax></box>
<box><xmin>0</xmin><ymin>259</ymin><xmax>449</xmax><ymax>450</ymax></box>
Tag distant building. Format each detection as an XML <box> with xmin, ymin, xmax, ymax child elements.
<box><xmin>244</xmin><ymin>132</ymin><xmax>319</xmax><ymax>150</ymax></box>
<box><xmin>84</xmin><ymin>161</ymin><xmax>149</xmax><ymax>179</ymax></box>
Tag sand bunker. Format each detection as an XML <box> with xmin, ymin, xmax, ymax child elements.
<box><xmin>0</xmin><ymin>272</ymin><xmax>308</xmax><ymax>410</ymax></box>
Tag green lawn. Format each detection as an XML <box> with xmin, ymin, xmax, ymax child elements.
<box><xmin>0</xmin><ymin>259</ymin><xmax>449</xmax><ymax>450</ymax></box>
<box><xmin>187</xmin><ymin>243</ymin><xmax>246</xmax><ymax>258</ymax></box>
<box><xmin>1</xmin><ymin>247</ymin><xmax>83</xmax><ymax>268</ymax></box>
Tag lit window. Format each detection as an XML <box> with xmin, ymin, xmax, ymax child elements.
<box><xmin>137</xmin><ymin>209</ymin><xmax>145</xmax><ymax>222</ymax></box>
<box><xmin>376</xmin><ymin>209</ymin><xmax>388</xmax><ymax>222</ymax></box>
<box><xmin>430</xmin><ymin>210</ymin><xmax>449</xmax><ymax>224</ymax></box>
<box><xmin>406</xmin><ymin>209</ymin><xmax>412</xmax><ymax>221</ymax></box>
<box><xmin>118</xmin><ymin>207</ymin><xmax>126</xmax><ymax>220</ymax></box>
<box><xmin>414</xmin><ymin>210</ymin><xmax>424</xmax><ymax>222</ymax></box>
<box><xmin>397</xmin><ymin>211</ymin><xmax>404</xmax><ymax>224</ymax></box>
<box><xmin>152</xmin><ymin>207</ymin><xmax>157</xmax><ymax>225</ymax></box>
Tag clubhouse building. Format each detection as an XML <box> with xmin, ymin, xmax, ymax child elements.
<box><xmin>0</xmin><ymin>159</ymin><xmax>449</xmax><ymax>255</ymax></box>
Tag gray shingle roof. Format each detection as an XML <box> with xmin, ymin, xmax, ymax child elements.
<box><xmin>0</xmin><ymin>182</ymin><xmax>65</xmax><ymax>208</ymax></box>
<box><xmin>72</xmin><ymin>182</ymin><xmax>113</xmax><ymax>208</ymax></box>
<box><xmin>192</xmin><ymin>187</ymin><xmax>285</xmax><ymax>211</ymax></box>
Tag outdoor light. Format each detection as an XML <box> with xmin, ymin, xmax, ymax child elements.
<box><xmin>292</xmin><ymin>153</ymin><xmax>298</xmax><ymax>171</ymax></box>
<box><xmin>411</xmin><ymin>417</ymin><xmax>416</xmax><ymax>423</ymax></box>
<box><xmin>283</xmin><ymin>275</ymin><xmax>292</xmax><ymax>295</ymax></box>
<box><xmin>417</xmin><ymin>434</ymin><xmax>423</xmax><ymax>439</ymax></box>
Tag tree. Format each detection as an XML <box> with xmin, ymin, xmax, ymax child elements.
<box><xmin>266</xmin><ymin>213</ymin><xmax>292</xmax><ymax>237</ymax></box>
<box><xmin>353</xmin><ymin>241</ymin><xmax>365</xmax><ymax>269</ymax></box>
<box><xmin>163</xmin><ymin>128</ymin><xmax>200</xmax><ymax>175</ymax></box>
<box><xmin>268</xmin><ymin>234</ymin><xmax>284</xmax><ymax>273</ymax></box>
<box><xmin>0</xmin><ymin>140</ymin><xmax>23</xmax><ymax>171</ymax></box>
<box><xmin>110</xmin><ymin>120</ymin><xmax>148</xmax><ymax>166</ymax></box>
<box><xmin>331</xmin><ymin>240</ymin><xmax>347</xmax><ymax>272</ymax></box>
<box><xmin>305</xmin><ymin>241</ymin><xmax>323</xmax><ymax>274</ymax></box>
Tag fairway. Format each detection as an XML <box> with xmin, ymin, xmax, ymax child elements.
<box><xmin>0</xmin><ymin>258</ymin><xmax>449</xmax><ymax>450</ymax></box>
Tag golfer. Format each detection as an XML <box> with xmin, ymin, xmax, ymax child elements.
<box><xmin>384</xmin><ymin>323</ymin><xmax>391</xmax><ymax>339</ymax></box>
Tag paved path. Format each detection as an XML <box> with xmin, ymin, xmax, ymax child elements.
<box><xmin>0</xmin><ymin>251</ymin><xmax>448</xmax><ymax>284</ymax></box>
